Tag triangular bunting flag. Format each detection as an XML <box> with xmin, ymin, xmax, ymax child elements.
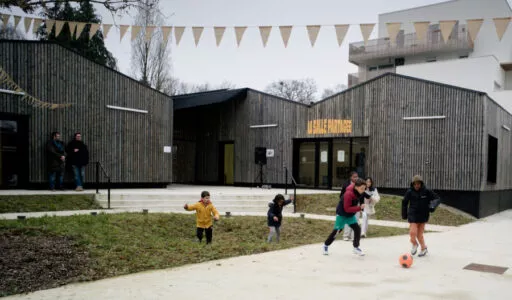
<box><xmin>306</xmin><ymin>25</ymin><xmax>321</xmax><ymax>47</ymax></box>
<box><xmin>439</xmin><ymin>20</ymin><xmax>457</xmax><ymax>43</ymax></box>
<box><xmin>174</xmin><ymin>26</ymin><xmax>185</xmax><ymax>45</ymax></box>
<box><xmin>68</xmin><ymin>22</ymin><xmax>77</xmax><ymax>36</ymax></box>
<box><xmin>89</xmin><ymin>23</ymin><xmax>100</xmax><ymax>39</ymax></box>
<box><xmin>45</xmin><ymin>19</ymin><xmax>55</xmax><ymax>33</ymax></box>
<box><xmin>145</xmin><ymin>26</ymin><xmax>156</xmax><ymax>41</ymax></box>
<box><xmin>120</xmin><ymin>25</ymin><xmax>129</xmax><ymax>41</ymax></box>
<box><xmin>76</xmin><ymin>22</ymin><xmax>86</xmax><ymax>38</ymax></box>
<box><xmin>55</xmin><ymin>20</ymin><xmax>66</xmax><ymax>37</ymax></box>
<box><xmin>414</xmin><ymin>22</ymin><xmax>430</xmax><ymax>42</ymax></box>
<box><xmin>102</xmin><ymin>24</ymin><xmax>112</xmax><ymax>39</ymax></box>
<box><xmin>493</xmin><ymin>17</ymin><xmax>511</xmax><ymax>41</ymax></box>
<box><xmin>161</xmin><ymin>26</ymin><xmax>172</xmax><ymax>43</ymax></box>
<box><xmin>13</xmin><ymin>16</ymin><xmax>21</xmax><ymax>28</ymax></box>
<box><xmin>192</xmin><ymin>26</ymin><xmax>204</xmax><ymax>46</ymax></box>
<box><xmin>259</xmin><ymin>26</ymin><xmax>272</xmax><ymax>47</ymax></box>
<box><xmin>386</xmin><ymin>22</ymin><xmax>401</xmax><ymax>45</ymax></box>
<box><xmin>334</xmin><ymin>24</ymin><xmax>349</xmax><ymax>46</ymax></box>
<box><xmin>466</xmin><ymin>19</ymin><xmax>483</xmax><ymax>43</ymax></box>
<box><xmin>1</xmin><ymin>14</ymin><xmax>10</xmax><ymax>27</ymax></box>
<box><xmin>360</xmin><ymin>23</ymin><xmax>375</xmax><ymax>45</ymax></box>
<box><xmin>234</xmin><ymin>26</ymin><xmax>247</xmax><ymax>47</ymax></box>
<box><xmin>131</xmin><ymin>25</ymin><xmax>141</xmax><ymax>41</ymax></box>
<box><xmin>279</xmin><ymin>26</ymin><xmax>293</xmax><ymax>47</ymax></box>
<box><xmin>24</xmin><ymin>17</ymin><xmax>33</xmax><ymax>33</ymax></box>
<box><xmin>32</xmin><ymin>18</ymin><xmax>42</xmax><ymax>34</ymax></box>
<box><xmin>214</xmin><ymin>26</ymin><xmax>226</xmax><ymax>46</ymax></box>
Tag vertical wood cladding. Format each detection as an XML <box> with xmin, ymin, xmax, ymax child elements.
<box><xmin>0</xmin><ymin>41</ymin><xmax>173</xmax><ymax>185</ymax></box>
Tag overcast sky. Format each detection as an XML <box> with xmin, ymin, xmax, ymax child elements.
<box><xmin>2</xmin><ymin>0</ymin><xmax>512</xmax><ymax>98</ymax></box>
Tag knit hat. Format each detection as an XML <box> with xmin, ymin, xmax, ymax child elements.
<box><xmin>412</xmin><ymin>175</ymin><xmax>423</xmax><ymax>184</ymax></box>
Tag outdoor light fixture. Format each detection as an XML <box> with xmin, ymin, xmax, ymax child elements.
<box><xmin>106</xmin><ymin>105</ymin><xmax>148</xmax><ymax>114</ymax></box>
<box><xmin>503</xmin><ymin>125</ymin><xmax>511</xmax><ymax>131</ymax></box>
<box><xmin>0</xmin><ymin>88</ymin><xmax>25</xmax><ymax>96</ymax></box>
<box><xmin>403</xmin><ymin>116</ymin><xmax>446</xmax><ymax>120</ymax></box>
<box><xmin>249</xmin><ymin>124</ymin><xmax>278</xmax><ymax>128</ymax></box>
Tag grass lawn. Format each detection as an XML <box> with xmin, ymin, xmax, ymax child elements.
<box><xmin>0</xmin><ymin>213</ymin><xmax>409</xmax><ymax>296</ymax></box>
<box><xmin>0</xmin><ymin>194</ymin><xmax>102</xmax><ymax>213</ymax></box>
<box><xmin>295</xmin><ymin>193</ymin><xmax>474</xmax><ymax>226</ymax></box>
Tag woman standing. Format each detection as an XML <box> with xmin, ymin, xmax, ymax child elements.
<box><xmin>361</xmin><ymin>177</ymin><xmax>380</xmax><ymax>238</ymax></box>
<box><xmin>402</xmin><ymin>175</ymin><xmax>441</xmax><ymax>257</ymax></box>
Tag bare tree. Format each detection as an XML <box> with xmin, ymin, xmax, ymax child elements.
<box><xmin>1</xmin><ymin>0</ymin><xmax>151</xmax><ymax>13</ymax></box>
<box><xmin>321</xmin><ymin>84</ymin><xmax>347</xmax><ymax>99</ymax></box>
<box><xmin>264</xmin><ymin>78</ymin><xmax>318</xmax><ymax>103</ymax></box>
<box><xmin>0</xmin><ymin>24</ymin><xmax>25</xmax><ymax>40</ymax></box>
<box><xmin>163</xmin><ymin>77</ymin><xmax>237</xmax><ymax>96</ymax></box>
<box><xmin>130</xmin><ymin>0</ymin><xmax>171</xmax><ymax>91</ymax></box>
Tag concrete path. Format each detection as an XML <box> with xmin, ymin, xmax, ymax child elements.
<box><xmin>4</xmin><ymin>210</ymin><xmax>511</xmax><ymax>300</ymax></box>
<box><xmin>0</xmin><ymin>209</ymin><xmax>454</xmax><ymax>232</ymax></box>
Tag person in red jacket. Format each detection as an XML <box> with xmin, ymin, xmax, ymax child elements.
<box><xmin>323</xmin><ymin>178</ymin><xmax>367</xmax><ymax>256</ymax></box>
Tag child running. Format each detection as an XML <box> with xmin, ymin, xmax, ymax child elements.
<box><xmin>323</xmin><ymin>178</ymin><xmax>366</xmax><ymax>256</ymax></box>
<box><xmin>184</xmin><ymin>191</ymin><xmax>220</xmax><ymax>244</ymax></box>
<box><xmin>267</xmin><ymin>194</ymin><xmax>294</xmax><ymax>243</ymax></box>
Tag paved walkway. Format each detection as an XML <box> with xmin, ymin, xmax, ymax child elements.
<box><xmin>0</xmin><ymin>209</ymin><xmax>454</xmax><ymax>232</ymax></box>
<box><xmin>4</xmin><ymin>210</ymin><xmax>512</xmax><ymax>300</ymax></box>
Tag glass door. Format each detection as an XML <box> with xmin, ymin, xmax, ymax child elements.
<box><xmin>298</xmin><ymin>142</ymin><xmax>315</xmax><ymax>186</ymax></box>
<box><xmin>318</xmin><ymin>141</ymin><xmax>330</xmax><ymax>188</ymax></box>
<box><xmin>332</xmin><ymin>139</ymin><xmax>351</xmax><ymax>188</ymax></box>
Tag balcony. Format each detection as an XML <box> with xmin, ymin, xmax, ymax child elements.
<box><xmin>349</xmin><ymin>26</ymin><xmax>473</xmax><ymax>65</ymax></box>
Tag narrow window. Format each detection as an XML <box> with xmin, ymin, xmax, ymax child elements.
<box><xmin>487</xmin><ymin>135</ymin><xmax>498</xmax><ymax>183</ymax></box>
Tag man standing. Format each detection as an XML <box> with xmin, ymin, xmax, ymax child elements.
<box><xmin>47</xmin><ymin>132</ymin><xmax>66</xmax><ymax>191</ymax></box>
<box><xmin>66</xmin><ymin>132</ymin><xmax>89</xmax><ymax>191</ymax></box>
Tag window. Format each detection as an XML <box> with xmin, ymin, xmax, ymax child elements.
<box><xmin>459</xmin><ymin>55</ymin><xmax>468</xmax><ymax>59</ymax></box>
<box><xmin>487</xmin><ymin>135</ymin><xmax>498</xmax><ymax>183</ymax></box>
<box><xmin>426</xmin><ymin>57</ymin><xmax>437</xmax><ymax>62</ymax></box>
<box><xmin>368</xmin><ymin>66</ymin><xmax>377</xmax><ymax>71</ymax></box>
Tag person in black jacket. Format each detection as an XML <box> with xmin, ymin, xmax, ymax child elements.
<box><xmin>402</xmin><ymin>175</ymin><xmax>440</xmax><ymax>257</ymax></box>
<box><xmin>66</xmin><ymin>132</ymin><xmax>89</xmax><ymax>191</ymax></box>
<box><xmin>267</xmin><ymin>194</ymin><xmax>293</xmax><ymax>243</ymax></box>
<box><xmin>47</xmin><ymin>132</ymin><xmax>66</xmax><ymax>190</ymax></box>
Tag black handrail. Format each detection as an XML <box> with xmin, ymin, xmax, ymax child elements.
<box><xmin>284</xmin><ymin>167</ymin><xmax>297</xmax><ymax>213</ymax></box>
<box><xmin>95</xmin><ymin>161</ymin><xmax>111</xmax><ymax>209</ymax></box>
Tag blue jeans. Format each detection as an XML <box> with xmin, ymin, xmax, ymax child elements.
<box><xmin>49</xmin><ymin>171</ymin><xmax>63</xmax><ymax>189</ymax></box>
<box><xmin>72</xmin><ymin>165</ymin><xmax>85</xmax><ymax>187</ymax></box>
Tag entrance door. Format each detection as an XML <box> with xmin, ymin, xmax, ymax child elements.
<box><xmin>0</xmin><ymin>115</ymin><xmax>28</xmax><ymax>189</ymax></box>
<box><xmin>219</xmin><ymin>142</ymin><xmax>234</xmax><ymax>185</ymax></box>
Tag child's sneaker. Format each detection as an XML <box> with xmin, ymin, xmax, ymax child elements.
<box><xmin>361</xmin><ymin>233</ymin><xmax>366</xmax><ymax>238</ymax></box>
<box><xmin>323</xmin><ymin>245</ymin><xmax>329</xmax><ymax>255</ymax></box>
<box><xmin>353</xmin><ymin>247</ymin><xmax>365</xmax><ymax>256</ymax></box>
<box><xmin>343</xmin><ymin>237</ymin><xmax>350</xmax><ymax>241</ymax></box>
<box><xmin>411</xmin><ymin>244</ymin><xmax>418</xmax><ymax>255</ymax></box>
<box><xmin>418</xmin><ymin>248</ymin><xmax>428</xmax><ymax>257</ymax></box>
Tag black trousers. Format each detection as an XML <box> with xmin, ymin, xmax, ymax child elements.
<box><xmin>197</xmin><ymin>226</ymin><xmax>213</xmax><ymax>244</ymax></box>
<box><xmin>324</xmin><ymin>223</ymin><xmax>361</xmax><ymax>248</ymax></box>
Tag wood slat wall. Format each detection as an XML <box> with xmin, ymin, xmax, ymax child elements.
<box><xmin>483</xmin><ymin>96</ymin><xmax>512</xmax><ymax>190</ymax></box>
<box><xmin>0</xmin><ymin>41</ymin><xmax>173</xmax><ymax>185</ymax></box>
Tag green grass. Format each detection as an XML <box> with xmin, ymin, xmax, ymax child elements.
<box><xmin>0</xmin><ymin>213</ymin><xmax>409</xmax><ymax>296</ymax></box>
<box><xmin>295</xmin><ymin>193</ymin><xmax>474</xmax><ymax>226</ymax></box>
<box><xmin>0</xmin><ymin>194</ymin><xmax>102</xmax><ymax>213</ymax></box>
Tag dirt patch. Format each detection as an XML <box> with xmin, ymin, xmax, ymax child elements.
<box><xmin>0</xmin><ymin>230</ymin><xmax>90</xmax><ymax>297</ymax></box>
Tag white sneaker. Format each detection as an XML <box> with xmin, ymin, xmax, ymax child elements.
<box><xmin>353</xmin><ymin>247</ymin><xmax>365</xmax><ymax>256</ymax></box>
<box><xmin>418</xmin><ymin>248</ymin><xmax>428</xmax><ymax>257</ymax></box>
<box><xmin>361</xmin><ymin>233</ymin><xmax>366</xmax><ymax>238</ymax></box>
<box><xmin>323</xmin><ymin>245</ymin><xmax>329</xmax><ymax>255</ymax></box>
<box><xmin>343</xmin><ymin>237</ymin><xmax>350</xmax><ymax>241</ymax></box>
<box><xmin>411</xmin><ymin>244</ymin><xmax>418</xmax><ymax>255</ymax></box>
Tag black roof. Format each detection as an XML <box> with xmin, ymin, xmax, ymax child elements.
<box><xmin>172</xmin><ymin>88</ymin><xmax>248</xmax><ymax>110</ymax></box>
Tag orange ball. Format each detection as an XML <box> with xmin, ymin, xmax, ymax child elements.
<box><xmin>399</xmin><ymin>253</ymin><xmax>413</xmax><ymax>268</ymax></box>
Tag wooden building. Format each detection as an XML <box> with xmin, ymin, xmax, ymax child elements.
<box><xmin>173</xmin><ymin>74</ymin><xmax>512</xmax><ymax>218</ymax></box>
<box><xmin>0</xmin><ymin>41</ymin><xmax>173</xmax><ymax>188</ymax></box>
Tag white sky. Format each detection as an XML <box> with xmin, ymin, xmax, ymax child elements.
<box><xmin>2</xmin><ymin>0</ymin><xmax>512</xmax><ymax>98</ymax></box>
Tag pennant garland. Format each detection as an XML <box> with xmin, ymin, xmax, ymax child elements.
<box><xmin>0</xmin><ymin>13</ymin><xmax>512</xmax><ymax>48</ymax></box>
<box><xmin>0</xmin><ymin>66</ymin><xmax>72</xmax><ymax>109</ymax></box>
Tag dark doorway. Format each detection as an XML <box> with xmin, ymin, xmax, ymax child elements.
<box><xmin>218</xmin><ymin>141</ymin><xmax>234</xmax><ymax>185</ymax></box>
<box><xmin>0</xmin><ymin>113</ymin><xmax>29</xmax><ymax>189</ymax></box>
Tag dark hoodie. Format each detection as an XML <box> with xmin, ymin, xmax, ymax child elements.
<box><xmin>337</xmin><ymin>183</ymin><xmax>363</xmax><ymax>217</ymax></box>
<box><xmin>65</xmin><ymin>139</ymin><xmax>89</xmax><ymax>167</ymax></box>
<box><xmin>267</xmin><ymin>198</ymin><xmax>292</xmax><ymax>227</ymax></box>
<box><xmin>401</xmin><ymin>175</ymin><xmax>440</xmax><ymax>223</ymax></box>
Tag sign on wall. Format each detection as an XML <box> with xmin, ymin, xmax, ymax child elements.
<box><xmin>266</xmin><ymin>149</ymin><xmax>275</xmax><ymax>157</ymax></box>
<box><xmin>307</xmin><ymin>119</ymin><xmax>352</xmax><ymax>135</ymax></box>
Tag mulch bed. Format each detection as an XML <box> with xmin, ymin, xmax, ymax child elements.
<box><xmin>0</xmin><ymin>230</ymin><xmax>90</xmax><ymax>297</ymax></box>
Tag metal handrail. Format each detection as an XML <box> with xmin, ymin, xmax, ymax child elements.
<box><xmin>95</xmin><ymin>161</ymin><xmax>111</xmax><ymax>209</ymax></box>
<box><xmin>284</xmin><ymin>167</ymin><xmax>297</xmax><ymax>213</ymax></box>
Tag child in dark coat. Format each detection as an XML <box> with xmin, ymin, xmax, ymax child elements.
<box><xmin>267</xmin><ymin>194</ymin><xmax>294</xmax><ymax>243</ymax></box>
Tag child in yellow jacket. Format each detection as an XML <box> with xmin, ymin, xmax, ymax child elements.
<box><xmin>184</xmin><ymin>191</ymin><xmax>220</xmax><ymax>244</ymax></box>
